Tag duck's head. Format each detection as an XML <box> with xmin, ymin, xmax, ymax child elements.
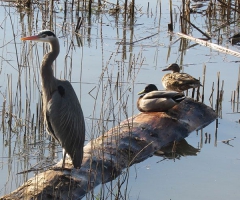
<box><xmin>138</xmin><ymin>84</ymin><xmax>158</xmax><ymax>95</ymax></box>
<box><xmin>162</xmin><ymin>63</ymin><xmax>180</xmax><ymax>73</ymax></box>
<box><xmin>21</xmin><ymin>30</ymin><xmax>57</xmax><ymax>43</ymax></box>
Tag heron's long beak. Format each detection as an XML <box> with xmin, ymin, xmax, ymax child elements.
<box><xmin>21</xmin><ymin>35</ymin><xmax>39</xmax><ymax>41</ymax></box>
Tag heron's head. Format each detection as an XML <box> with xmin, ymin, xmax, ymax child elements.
<box><xmin>162</xmin><ymin>63</ymin><xmax>180</xmax><ymax>73</ymax></box>
<box><xmin>21</xmin><ymin>30</ymin><xmax>57</xmax><ymax>43</ymax></box>
<box><xmin>138</xmin><ymin>84</ymin><xmax>158</xmax><ymax>95</ymax></box>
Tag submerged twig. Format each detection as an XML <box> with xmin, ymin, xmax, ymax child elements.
<box><xmin>116</xmin><ymin>32</ymin><xmax>158</xmax><ymax>45</ymax></box>
<box><xmin>181</xmin><ymin>15</ymin><xmax>211</xmax><ymax>40</ymax></box>
<box><xmin>217</xmin><ymin>0</ymin><xmax>240</xmax><ymax>14</ymax></box>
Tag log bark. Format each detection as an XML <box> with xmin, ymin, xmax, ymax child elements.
<box><xmin>1</xmin><ymin>98</ymin><xmax>217</xmax><ymax>200</ymax></box>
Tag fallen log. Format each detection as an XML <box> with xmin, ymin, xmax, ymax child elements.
<box><xmin>1</xmin><ymin>98</ymin><xmax>217</xmax><ymax>200</ymax></box>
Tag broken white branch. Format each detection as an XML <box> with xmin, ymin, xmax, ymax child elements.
<box><xmin>177</xmin><ymin>32</ymin><xmax>240</xmax><ymax>58</ymax></box>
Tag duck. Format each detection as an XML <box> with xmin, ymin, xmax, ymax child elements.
<box><xmin>161</xmin><ymin>63</ymin><xmax>202</xmax><ymax>92</ymax></box>
<box><xmin>137</xmin><ymin>84</ymin><xmax>186</xmax><ymax>112</ymax></box>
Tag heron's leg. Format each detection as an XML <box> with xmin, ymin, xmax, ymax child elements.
<box><xmin>62</xmin><ymin>149</ymin><xmax>66</xmax><ymax>168</ymax></box>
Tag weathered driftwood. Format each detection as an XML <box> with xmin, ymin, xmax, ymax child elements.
<box><xmin>177</xmin><ymin>32</ymin><xmax>240</xmax><ymax>58</ymax></box>
<box><xmin>1</xmin><ymin>98</ymin><xmax>217</xmax><ymax>200</ymax></box>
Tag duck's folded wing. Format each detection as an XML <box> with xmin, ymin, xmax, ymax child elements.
<box><xmin>173</xmin><ymin>73</ymin><xmax>199</xmax><ymax>82</ymax></box>
<box><xmin>143</xmin><ymin>90</ymin><xmax>184</xmax><ymax>99</ymax></box>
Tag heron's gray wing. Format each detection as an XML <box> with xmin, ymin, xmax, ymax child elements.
<box><xmin>46</xmin><ymin>80</ymin><xmax>85</xmax><ymax>168</ymax></box>
<box><xmin>46</xmin><ymin>110</ymin><xmax>59</xmax><ymax>142</ymax></box>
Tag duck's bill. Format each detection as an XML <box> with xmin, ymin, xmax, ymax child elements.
<box><xmin>138</xmin><ymin>89</ymin><xmax>146</xmax><ymax>95</ymax></box>
<box><xmin>21</xmin><ymin>35</ymin><xmax>39</xmax><ymax>41</ymax></box>
<box><xmin>162</xmin><ymin>67</ymin><xmax>170</xmax><ymax>71</ymax></box>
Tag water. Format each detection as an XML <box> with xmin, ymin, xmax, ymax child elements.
<box><xmin>0</xmin><ymin>0</ymin><xmax>240</xmax><ymax>199</ymax></box>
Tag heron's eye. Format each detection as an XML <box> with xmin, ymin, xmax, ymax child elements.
<box><xmin>41</xmin><ymin>34</ymin><xmax>47</xmax><ymax>38</ymax></box>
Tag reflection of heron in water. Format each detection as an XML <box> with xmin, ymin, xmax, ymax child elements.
<box><xmin>21</xmin><ymin>30</ymin><xmax>85</xmax><ymax>168</ymax></box>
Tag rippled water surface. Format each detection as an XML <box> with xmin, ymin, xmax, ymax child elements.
<box><xmin>0</xmin><ymin>0</ymin><xmax>240</xmax><ymax>199</ymax></box>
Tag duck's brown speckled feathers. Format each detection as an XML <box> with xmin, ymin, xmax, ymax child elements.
<box><xmin>162</xmin><ymin>63</ymin><xmax>202</xmax><ymax>92</ymax></box>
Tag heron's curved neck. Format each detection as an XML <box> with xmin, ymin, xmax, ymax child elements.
<box><xmin>40</xmin><ymin>38</ymin><xmax>60</xmax><ymax>96</ymax></box>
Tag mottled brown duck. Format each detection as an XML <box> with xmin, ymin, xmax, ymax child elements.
<box><xmin>162</xmin><ymin>63</ymin><xmax>202</xmax><ymax>92</ymax></box>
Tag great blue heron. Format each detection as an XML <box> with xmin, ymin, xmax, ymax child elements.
<box><xmin>21</xmin><ymin>30</ymin><xmax>85</xmax><ymax>168</ymax></box>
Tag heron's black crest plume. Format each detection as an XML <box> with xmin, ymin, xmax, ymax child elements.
<box><xmin>38</xmin><ymin>30</ymin><xmax>56</xmax><ymax>37</ymax></box>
